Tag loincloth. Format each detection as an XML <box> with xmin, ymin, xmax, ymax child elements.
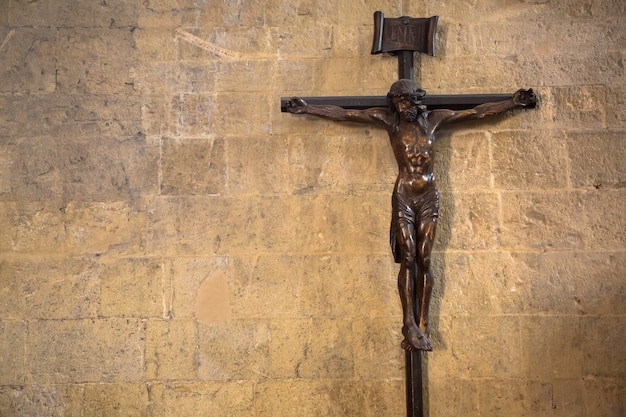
<box><xmin>390</xmin><ymin>187</ymin><xmax>439</xmax><ymax>263</ymax></box>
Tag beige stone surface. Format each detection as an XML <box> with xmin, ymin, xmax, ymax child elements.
<box><xmin>0</xmin><ymin>257</ymin><xmax>99</xmax><ymax>320</ymax></box>
<box><xmin>99</xmin><ymin>258</ymin><xmax>165</xmax><ymax>318</ymax></box>
<box><xmin>197</xmin><ymin>320</ymin><xmax>270</xmax><ymax>381</ymax></box>
<box><xmin>0</xmin><ymin>384</ymin><xmax>84</xmax><ymax>417</ymax></box>
<box><xmin>0</xmin><ymin>0</ymin><xmax>624</xmax><ymax>416</ymax></box>
<box><xmin>148</xmin><ymin>382</ymin><xmax>255</xmax><ymax>417</ymax></box>
<box><xmin>501</xmin><ymin>191</ymin><xmax>586</xmax><ymax>250</ymax></box>
<box><xmin>520</xmin><ymin>315</ymin><xmax>583</xmax><ymax>379</ymax></box>
<box><xmin>146</xmin><ymin>320</ymin><xmax>197</xmax><ymax>381</ymax></box>
<box><xmin>82</xmin><ymin>383</ymin><xmax>149</xmax><ymax>417</ymax></box>
<box><xmin>0</xmin><ymin>321</ymin><xmax>26</xmax><ymax>385</ymax></box>
<box><xmin>24</xmin><ymin>319</ymin><xmax>144</xmax><ymax>384</ymax></box>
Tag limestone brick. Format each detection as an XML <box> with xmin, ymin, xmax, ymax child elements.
<box><xmin>254</xmin><ymin>195</ymin><xmax>335</xmax><ymax>253</ymax></box>
<box><xmin>254</xmin><ymin>380</ymin><xmax>364</xmax><ymax>417</ymax></box>
<box><xmin>502</xmin><ymin>0</ymin><xmax>626</xmax><ymax>22</ymax></box>
<box><xmin>437</xmin><ymin>191</ymin><xmax>501</xmax><ymax>250</ymax></box>
<box><xmin>137</xmin><ymin>0</ymin><xmax>199</xmax><ymax>28</ymax></box>
<box><xmin>313</xmin><ymin>57</ymin><xmax>399</xmax><ymax>96</ymax></box>
<box><xmin>0</xmin><ymin>28</ymin><xmax>56</xmax><ymax>94</ymax></box>
<box><xmin>211</xmin><ymin>92</ymin><xmax>273</xmax><ymax>137</ymax></box>
<box><xmin>581</xmin><ymin>316</ymin><xmax>626</xmax><ymax>378</ymax></box>
<box><xmin>476</xmin><ymin>379</ymin><xmax>554</xmax><ymax>417</ymax></box>
<box><xmin>167</xmin><ymin>256</ymin><xmax>229</xmax><ymax>319</ymax></box>
<box><xmin>146</xmin><ymin>319</ymin><xmax>197</xmax><ymax>381</ymax></box>
<box><xmin>195</xmin><ymin>0</ymin><xmax>265</xmax><ymax>28</ymax></box>
<box><xmin>568</xmin><ymin>131</ymin><xmax>626</xmax><ymax>189</ymax></box>
<box><xmin>534</xmin><ymin>251</ymin><xmax>626</xmax><ymax>315</ymax></box>
<box><xmin>351</xmin><ymin>254</ymin><xmax>398</xmax><ymax>319</ymax></box>
<box><xmin>421</xmin><ymin>53</ymin><xmax>542</xmax><ymax>93</ymax></box>
<box><xmin>63</xmin><ymin>201</ymin><xmax>147</xmax><ymax>256</ymax></box>
<box><xmin>229</xmin><ymin>255</ymin><xmax>355</xmax><ymax>319</ymax></box>
<box><xmin>268</xmin><ymin>318</ymin><xmax>354</xmax><ymax>379</ymax></box>
<box><xmin>225</xmin><ymin>134</ymin><xmax>291</xmax><ymax>194</ymax></box>
<box><xmin>434</xmin><ymin>251</ymin><xmax>539</xmax><ymax>317</ymax></box>
<box><xmin>82</xmin><ymin>383</ymin><xmax>149</xmax><ymax>417</ymax></box>
<box><xmin>0</xmin><ymin>201</ymin><xmax>66</xmax><ymax>254</ymax></box>
<box><xmin>160</xmin><ymin>137</ymin><xmax>226</xmax><ymax>195</ymax></box>
<box><xmin>0</xmin><ymin>94</ymin><xmax>144</xmax><ymax>141</ymax></box>
<box><xmin>542</xmin><ymin>86</ymin><xmax>609</xmax><ymax>130</ymax></box>
<box><xmin>551</xmin><ymin>380</ymin><xmax>585</xmax><ymax>417</ymax></box>
<box><xmin>24</xmin><ymin>319</ymin><xmax>144</xmax><ymax>384</ymax></box>
<box><xmin>263</xmin><ymin>0</ymin><xmax>340</xmax><ymax>28</ymax></box>
<box><xmin>353</xmin><ymin>316</ymin><xmax>404</xmax><ymax>378</ymax></box>
<box><xmin>99</xmin><ymin>258</ymin><xmax>165</xmax><ymax>318</ymax></box>
<box><xmin>582</xmin><ymin>190</ymin><xmax>626</xmax><ymax>250</ymax></box>
<box><xmin>146</xmin><ymin>196</ymin><xmax>258</xmax><ymax>256</ymax></box>
<box><xmin>0</xmin><ymin>384</ymin><xmax>84</xmax><ymax>417</ymax></box>
<box><xmin>431</xmin><ymin>314</ymin><xmax>522</xmax><ymax>378</ymax></box>
<box><xmin>140</xmin><ymin>95</ymin><xmax>179</xmax><ymax>137</ymax></box>
<box><xmin>492</xmin><ymin>129</ymin><xmax>568</xmax><ymax>190</ymax></box>
<box><xmin>332</xmin><ymin>25</ymin><xmax>380</xmax><ymax>58</ymax></box>
<box><xmin>133</xmin><ymin>61</ymin><xmax>216</xmax><ymax>95</ymax></box>
<box><xmin>434</xmin><ymin>131</ymin><xmax>492</xmax><ymax>192</ymax></box>
<box><xmin>427</xmin><ymin>378</ymin><xmax>480</xmax><ymax>417</ymax></box>
<box><xmin>276</xmin><ymin>60</ymin><xmax>316</xmax><ymax>93</ymax></box>
<box><xmin>278</xmin><ymin>26</ymin><xmax>334</xmax><ymax>59</ymax></box>
<box><xmin>500</xmin><ymin>191</ymin><xmax>586</xmax><ymax>250</ymax></box>
<box><xmin>0</xmin><ymin>257</ymin><xmax>98</xmax><ymax>321</ymax></box>
<box><xmin>147</xmin><ymin>382</ymin><xmax>255</xmax><ymax>417</ymax></box>
<box><xmin>543</xmin><ymin>51</ymin><xmax>624</xmax><ymax>87</ymax></box>
<box><xmin>355</xmin><ymin>379</ymin><xmax>405</xmax><ymax>417</ymax></box>
<box><xmin>197</xmin><ymin>320</ymin><xmax>270</xmax><ymax>381</ymax></box>
<box><xmin>0</xmin><ymin>136</ymin><xmax>158</xmax><ymax>203</ymax></box>
<box><xmin>520</xmin><ymin>315</ymin><xmax>583</xmax><ymax>379</ymax></box>
<box><xmin>0</xmin><ymin>3</ymin><xmax>7</xmax><ymax>26</ymax></box>
<box><xmin>606</xmin><ymin>84</ymin><xmax>625</xmax><ymax>126</ymax></box>
<box><xmin>444</xmin><ymin>19</ymin><xmax>624</xmax><ymax>60</ymax></box>
<box><xmin>337</xmin><ymin>1</ymin><xmax>402</xmax><ymax>26</ymax></box>
<box><xmin>583</xmin><ymin>378</ymin><xmax>626</xmax><ymax>417</ymax></box>
<box><xmin>56</xmin><ymin>28</ymin><xmax>137</xmax><ymax>95</ymax></box>
<box><xmin>0</xmin><ymin>321</ymin><xmax>26</xmax><ymax>385</ymax></box>
<box><xmin>8</xmin><ymin>0</ymin><xmax>51</xmax><ymax>27</ymax></box>
<box><xmin>283</xmin><ymin>132</ymin><xmax>391</xmax><ymax>193</ymax></box>
<box><xmin>214</xmin><ymin>60</ymin><xmax>277</xmax><ymax>93</ymax></box>
<box><xmin>133</xmin><ymin>28</ymin><xmax>178</xmax><ymax>61</ymax></box>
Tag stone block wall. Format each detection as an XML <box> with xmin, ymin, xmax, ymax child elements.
<box><xmin>0</xmin><ymin>1</ymin><xmax>624</xmax><ymax>416</ymax></box>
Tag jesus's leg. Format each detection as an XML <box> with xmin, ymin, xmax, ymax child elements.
<box><xmin>416</xmin><ymin>220</ymin><xmax>437</xmax><ymax>336</ymax></box>
<box><xmin>397</xmin><ymin>224</ymin><xmax>432</xmax><ymax>351</ymax></box>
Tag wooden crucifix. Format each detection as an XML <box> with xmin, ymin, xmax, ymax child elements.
<box><xmin>281</xmin><ymin>11</ymin><xmax>537</xmax><ymax>417</ymax></box>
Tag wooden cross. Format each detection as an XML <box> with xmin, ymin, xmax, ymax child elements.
<box><xmin>280</xmin><ymin>11</ymin><xmax>536</xmax><ymax>417</ymax></box>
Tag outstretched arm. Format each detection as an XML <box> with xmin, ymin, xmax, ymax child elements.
<box><xmin>287</xmin><ymin>97</ymin><xmax>390</xmax><ymax>126</ymax></box>
<box><xmin>432</xmin><ymin>89</ymin><xmax>536</xmax><ymax>126</ymax></box>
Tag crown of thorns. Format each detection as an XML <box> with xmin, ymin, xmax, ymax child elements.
<box><xmin>387</xmin><ymin>79</ymin><xmax>426</xmax><ymax>101</ymax></box>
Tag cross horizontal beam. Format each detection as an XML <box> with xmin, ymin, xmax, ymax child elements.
<box><xmin>280</xmin><ymin>93</ymin><xmax>513</xmax><ymax>112</ymax></box>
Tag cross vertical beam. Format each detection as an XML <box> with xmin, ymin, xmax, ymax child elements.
<box><xmin>406</xmin><ymin>351</ymin><xmax>424</xmax><ymax>417</ymax></box>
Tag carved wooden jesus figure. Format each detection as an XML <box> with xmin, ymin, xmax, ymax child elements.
<box><xmin>288</xmin><ymin>79</ymin><xmax>536</xmax><ymax>351</ymax></box>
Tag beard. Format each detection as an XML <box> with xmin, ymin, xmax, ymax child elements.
<box><xmin>399</xmin><ymin>107</ymin><xmax>418</xmax><ymax>122</ymax></box>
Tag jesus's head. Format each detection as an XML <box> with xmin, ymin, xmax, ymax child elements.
<box><xmin>387</xmin><ymin>79</ymin><xmax>427</xmax><ymax>122</ymax></box>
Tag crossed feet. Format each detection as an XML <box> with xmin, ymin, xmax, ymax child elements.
<box><xmin>401</xmin><ymin>323</ymin><xmax>432</xmax><ymax>351</ymax></box>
